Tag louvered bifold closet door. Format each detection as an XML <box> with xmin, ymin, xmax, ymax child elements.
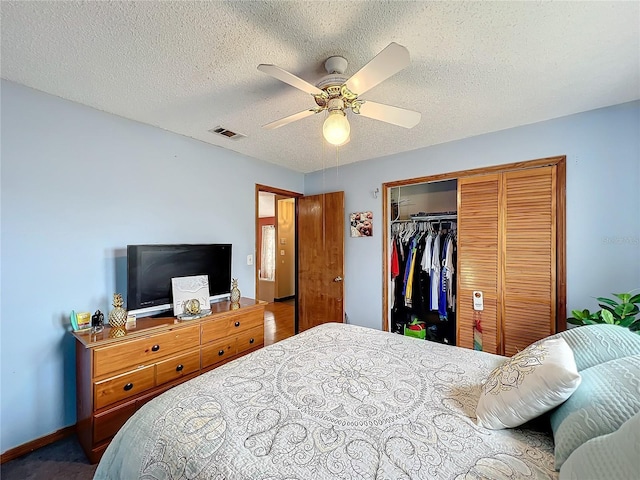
<box><xmin>457</xmin><ymin>174</ymin><xmax>500</xmax><ymax>354</ymax></box>
<box><xmin>502</xmin><ymin>166</ymin><xmax>557</xmax><ymax>356</ymax></box>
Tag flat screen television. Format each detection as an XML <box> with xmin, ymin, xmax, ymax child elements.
<box><xmin>127</xmin><ymin>243</ymin><xmax>232</xmax><ymax>315</ymax></box>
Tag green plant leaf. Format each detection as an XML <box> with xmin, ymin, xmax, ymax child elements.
<box><xmin>567</xmin><ymin>317</ymin><xmax>583</xmax><ymax>326</ymax></box>
<box><xmin>614</xmin><ymin>293</ymin><xmax>631</xmax><ymax>303</ymax></box>
<box><xmin>629</xmin><ymin>293</ymin><xmax>640</xmax><ymax>304</ymax></box>
<box><xmin>616</xmin><ymin>303</ymin><xmax>636</xmax><ymax>318</ymax></box>
<box><xmin>618</xmin><ymin>316</ymin><xmax>635</xmax><ymax>328</ymax></box>
<box><xmin>599</xmin><ymin>305</ymin><xmax>619</xmax><ymax>321</ymax></box>
<box><xmin>597</xmin><ymin>297</ymin><xmax>619</xmax><ymax>307</ymax></box>
<box><xmin>570</xmin><ymin>309</ymin><xmax>592</xmax><ymax>320</ymax></box>
<box><xmin>601</xmin><ymin>309</ymin><xmax>615</xmax><ymax>324</ymax></box>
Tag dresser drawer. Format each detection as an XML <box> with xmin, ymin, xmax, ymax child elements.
<box><xmin>94</xmin><ymin>324</ymin><xmax>200</xmax><ymax>378</ymax></box>
<box><xmin>201</xmin><ymin>339</ymin><xmax>237</xmax><ymax>369</ymax></box>
<box><xmin>201</xmin><ymin>317</ymin><xmax>229</xmax><ymax>344</ymax></box>
<box><xmin>236</xmin><ymin>326</ymin><xmax>264</xmax><ymax>355</ymax></box>
<box><xmin>94</xmin><ymin>365</ymin><xmax>155</xmax><ymax>410</ymax></box>
<box><xmin>155</xmin><ymin>349</ymin><xmax>200</xmax><ymax>385</ymax></box>
<box><xmin>227</xmin><ymin>309</ymin><xmax>264</xmax><ymax>335</ymax></box>
<box><xmin>201</xmin><ymin>308</ymin><xmax>264</xmax><ymax>344</ymax></box>
<box><xmin>93</xmin><ymin>399</ymin><xmax>137</xmax><ymax>443</ymax></box>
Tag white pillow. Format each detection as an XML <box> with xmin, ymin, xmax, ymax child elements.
<box><xmin>476</xmin><ymin>337</ymin><xmax>581</xmax><ymax>429</ymax></box>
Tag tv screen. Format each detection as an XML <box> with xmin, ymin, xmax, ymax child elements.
<box><xmin>127</xmin><ymin>244</ymin><xmax>232</xmax><ymax>314</ymax></box>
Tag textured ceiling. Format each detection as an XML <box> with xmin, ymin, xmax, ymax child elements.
<box><xmin>2</xmin><ymin>1</ymin><xmax>639</xmax><ymax>173</ymax></box>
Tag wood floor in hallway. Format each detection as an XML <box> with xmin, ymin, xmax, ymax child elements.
<box><xmin>264</xmin><ymin>301</ymin><xmax>295</xmax><ymax>346</ymax></box>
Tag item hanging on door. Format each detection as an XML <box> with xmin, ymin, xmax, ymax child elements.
<box><xmin>473</xmin><ymin>311</ymin><xmax>483</xmax><ymax>351</ymax></box>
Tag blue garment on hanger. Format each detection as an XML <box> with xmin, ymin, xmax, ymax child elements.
<box><xmin>439</xmin><ymin>237</ymin><xmax>449</xmax><ymax>320</ymax></box>
<box><xmin>401</xmin><ymin>236</ymin><xmax>415</xmax><ymax>296</ymax></box>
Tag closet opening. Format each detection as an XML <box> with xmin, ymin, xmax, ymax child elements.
<box><xmin>382</xmin><ymin>156</ymin><xmax>567</xmax><ymax>356</ymax></box>
<box><xmin>388</xmin><ymin>180</ymin><xmax>458</xmax><ymax>345</ymax></box>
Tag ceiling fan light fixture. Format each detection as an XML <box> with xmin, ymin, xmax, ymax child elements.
<box><xmin>323</xmin><ymin>110</ymin><xmax>350</xmax><ymax>146</ymax></box>
<box><xmin>259</xmin><ymin>43</ymin><xmax>420</xmax><ymax>146</ymax></box>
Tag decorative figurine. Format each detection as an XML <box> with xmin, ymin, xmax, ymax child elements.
<box><xmin>108</xmin><ymin>293</ymin><xmax>128</xmax><ymax>333</ymax></box>
<box><xmin>184</xmin><ymin>298</ymin><xmax>201</xmax><ymax>315</ymax></box>
<box><xmin>230</xmin><ymin>278</ymin><xmax>241</xmax><ymax>306</ymax></box>
<box><xmin>91</xmin><ymin>310</ymin><xmax>104</xmax><ymax>334</ymax></box>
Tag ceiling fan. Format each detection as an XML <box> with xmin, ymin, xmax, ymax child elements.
<box><xmin>257</xmin><ymin>42</ymin><xmax>421</xmax><ymax>146</ymax></box>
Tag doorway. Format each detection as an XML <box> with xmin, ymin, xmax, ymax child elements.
<box><xmin>255</xmin><ymin>186</ymin><xmax>301</xmax><ymax>304</ymax></box>
<box><xmin>255</xmin><ymin>185</ymin><xmax>301</xmax><ymax>339</ymax></box>
<box><xmin>255</xmin><ymin>185</ymin><xmax>346</xmax><ymax>336</ymax></box>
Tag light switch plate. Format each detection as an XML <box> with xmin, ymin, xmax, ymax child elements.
<box><xmin>247</xmin><ymin>254</ymin><xmax>253</xmax><ymax>265</ymax></box>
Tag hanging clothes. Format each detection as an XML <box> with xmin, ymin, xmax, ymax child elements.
<box><xmin>389</xmin><ymin>217</ymin><xmax>457</xmax><ymax>344</ymax></box>
<box><xmin>430</xmin><ymin>232</ymin><xmax>441</xmax><ymax>312</ymax></box>
<box><xmin>443</xmin><ymin>232</ymin><xmax>456</xmax><ymax>309</ymax></box>
<box><xmin>391</xmin><ymin>238</ymin><xmax>400</xmax><ymax>279</ymax></box>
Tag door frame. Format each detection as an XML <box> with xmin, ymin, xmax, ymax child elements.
<box><xmin>381</xmin><ymin>155</ymin><xmax>567</xmax><ymax>333</ymax></box>
<box><xmin>255</xmin><ymin>184</ymin><xmax>303</xmax><ymax>328</ymax></box>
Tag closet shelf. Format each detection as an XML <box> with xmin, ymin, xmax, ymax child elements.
<box><xmin>393</xmin><ymin>213</ymin><xmax>457</xmax><ymax>223</ymax></box>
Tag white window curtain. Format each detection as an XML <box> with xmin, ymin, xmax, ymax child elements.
<box><xmin>260</xmin><ymin>225</ymin><xmax>276</xmax><ymax>281</ymax></box>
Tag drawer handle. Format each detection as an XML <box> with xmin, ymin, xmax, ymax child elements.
<box><xmin>249</xmin><ymin>338</ymin><xmax>255</xmax><ymax>344</ymax></box>
<box><xmin>234</xmin><ymin>321</ymin><xmax>240</xmax><ymax>327</ymax></box>
<box><xmin>218</xmin><ymin>349</ymin><xmax>225</xmax><ymax>356</ymax></box>
<box><xmin>176</xmin><ymin>364</ymin><xmax>184</xmax><ymax>372</ymax></box>
<box><xmin>151</xmin><ymin>345</ymin><xmax>160</xmax><ymax>352</ymax></box>
<box><xmin>124</xmin><ymin>383</ymin><xmax>134</xmax><ymax>391</ymax></box>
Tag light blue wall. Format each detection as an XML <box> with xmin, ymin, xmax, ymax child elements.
<box><xmin>2</xmin><ymin>79</ymin><xmax>639</xmax><ymax>454</ymax></box>
<box><xmin>0</xmin><ymin>80</ymin><xmax>304</xmax><ymax>453</ymax></box>
<box><xmin>305</xmin><ymin>101</ymin><xmax>640</xmax><ymax>330</ymax></box>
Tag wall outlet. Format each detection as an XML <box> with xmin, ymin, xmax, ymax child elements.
<box><xmin>246</xmin><ymin>254</ymin><xmax>253</xmax><ymax>266</ymax></box>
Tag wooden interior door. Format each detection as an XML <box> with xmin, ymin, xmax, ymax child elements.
<box><xmin>502</xmin><ymin>166</ymin><xmax>557</xmax><ymax>355</ymax></box>
<box><xmin>297</xmin><ymin>191</ymin><xmax>345</xmax><ymax>332</ymax></box>
<box><xmin>457</xmin><ymin>174</ymin><xmax>501</xmax><ymax>354</ymax></box>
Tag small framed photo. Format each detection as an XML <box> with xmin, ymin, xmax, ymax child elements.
<box><xmin>74</xmin><ymin>311</ymin><xmax>91</xmax><ymax>331</ymax></box>
<box><xmin>350</xmin><ymin>211</ymin><xmax>373</xmax><ymax>237</ymax></box>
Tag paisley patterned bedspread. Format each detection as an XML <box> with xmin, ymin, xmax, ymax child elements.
<box><xmin>94</xmin><ymin>323</ymin><xmax>558</xmax><ymax>479</ymax></box>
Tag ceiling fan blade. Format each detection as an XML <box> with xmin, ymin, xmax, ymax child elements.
<box><xmin>263</xmin><ymin>109</ymin><xmax>319</xmax><ymax>130</ymax></box>
<box><xmin>258</xmin><ymin>64</ymin><xmax>324</xmax><ymax>95</ymax></box>
<box><xmin>357</xmin><ymin>101</ymin><xmax>421</xmax><ymax>128</ymax></box>
<box><xmin>345</xmin><ymin>42</ymin><xmax>410</xmax><ymax>96</ymax></box>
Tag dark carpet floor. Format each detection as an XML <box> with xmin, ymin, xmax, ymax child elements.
<box><xmin>1</xmin><ymin>435</ymin><xmax>97</xmax><ymax>480</ymax></box>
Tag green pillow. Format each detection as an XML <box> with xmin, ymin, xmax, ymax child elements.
<box><xmin>559</xmin><ymin>411</ymin><xmax>640</xmax><ymax>480</ymax></box>
<box><xmin>550</xmin><ymin>354</ymin><xmax>640</xmax><ymax>470</ymax></box>
<box><xmin>545</xmin><ymin>324</ymin><xmax>640</xmax><ymax>371</ymax></box>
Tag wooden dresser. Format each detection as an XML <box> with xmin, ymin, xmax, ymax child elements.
<box><xmin>72</xmin><ymin>298</ymin><xmax>265</xmax><ymax>464</ymax></box>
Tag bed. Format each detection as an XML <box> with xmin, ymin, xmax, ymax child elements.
<box><xmin>94</xmin><ymin>322</ymin><xmax>559</xmax><ymax>479</ymax></box>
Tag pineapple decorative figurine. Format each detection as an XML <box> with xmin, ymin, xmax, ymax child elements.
<box><xmin>230</xmin><ymin>278</ymin><xmax>241</xmax><ymax>307</ymax></box>
<box><xmin>108</xmin><ymin>293</ymin><xmax>128</xmax><ymax>333</ymax></box>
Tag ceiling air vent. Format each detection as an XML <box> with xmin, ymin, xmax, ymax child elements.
<box><xmin>209</xmin><ymin>126</ymin><xmax>246</xmax><ymax>140</ymax></box>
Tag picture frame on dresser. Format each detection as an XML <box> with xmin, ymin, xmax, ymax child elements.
<box><xmin>171</xmin><ymin>274</ymin><xmax>210</xmax><ymax>316</ymax></box>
